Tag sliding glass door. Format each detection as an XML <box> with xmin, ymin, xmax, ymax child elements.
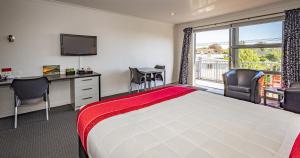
<box><xmin>194</xmin><ymin>28</ymin><xmax>230</xmax><ymax>89</ymax></box>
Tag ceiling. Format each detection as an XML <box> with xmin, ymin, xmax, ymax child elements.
<box><xmin>54</xmin><ymin>0</ymin><xmax>285</xmax><ymax>24</ymax></box>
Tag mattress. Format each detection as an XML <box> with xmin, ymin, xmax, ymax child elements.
<box><xmin>78</xmin><ymin>86</ymin><xmax>300</xmax><ymax>158</ymax></box>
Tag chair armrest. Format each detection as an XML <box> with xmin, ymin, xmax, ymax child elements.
<box><xmin>290</xmin><ymin>82</ymin><xmax>300</xmax><ymax>88</ymax></box>
<box><xmin>154</xmin><ymin>73</ymin><xmax>163</xmax><ymax>80</ymax></box>
<box><xmin>223</xmin><ymin>70</ymin><xmax>237</xmax><ymax>86</ymax></box>
<box><xmin>250</xmin><ymin>71</ymin><xmax>264</xmax><ymax>102</ymax></box>
<box><xmin>137</xmin><ymin>72</ymin><xmax>146</xmax><ymax>82</ymax></box>
<box><xmin>251</xmin><ymin>71</ymin><xmax>264</xmax><ymax>85</ymax></box>
<box><xmin>223</xmin><ymin>70</ymin><xmax>237</xmax><ymax>96</ymax></box>
<box><xmin>285</xmin><ymin>88</ymin><xmax>300</xmax><ymax>97</ymax></box>
<box><xmin>43</xmin><ymin>91</ymin><xmax>48</xmax><ymax>102</ymax></box>
<box><xmin>130</xmin><ymin>69</ymin><xmax>146</xmax><ymax>84</ymax></box>
<box><xmin>284</xmin><ymin>88</ymin><xmax>300</xmax><ymax>106</ymax></box>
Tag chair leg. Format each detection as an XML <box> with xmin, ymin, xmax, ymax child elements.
<box><xmin>47</xmin><ymin>95</ymin><xmax>51</xmax><ymax>111</ymax></box>
<box><xmin>45</xmin><ymin>95</ymin><xmax>49</xmax><ymax>121</ymax></box>
<box><xmin>129</xmin><ymin>83</ymin><xmax>132</xmax><ymax>93</ymax></box>
<box><xmin>137</xmin><ymin>84</ymin><xmax>140</xmax><ymax>93</ymax></box>
<box><xmin>154</xmin><ymin>80</ymin><xmax>156</xmax><ymax>87</ymax></box>
<box><xmin>163</xmin><ymin>71</ymin><xmax>166</xmax><ymax>86</ymax></box>
<box><xmin>14</xmin><ymin>106</ymin><xmax>18</xmax><ymax>128</ymax></box>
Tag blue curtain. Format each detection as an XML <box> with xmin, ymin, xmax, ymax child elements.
<box><xmin>282</xmin><ymin>8</ymin><xmax>300</xmax><ymax>87</ymax></box>
<box><xmin>179</xmin><ymin>27</ymin><xmax>193</xmax><ymax>84</ymax></box>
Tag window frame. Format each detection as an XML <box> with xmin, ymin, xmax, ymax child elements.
<box><xmin>193</xmin><ymin>16</ymin><xmax>284</xmax><ymax>74</ymax></box>
<box><xmin>193</xmin><ymin>25</ymin><xmax>231</xmax><ymax>64</ymax></box>
<box><xmin>230</xmin><ymin>17</ymin><xmax>284</xmax><ymax>74</ymax></box>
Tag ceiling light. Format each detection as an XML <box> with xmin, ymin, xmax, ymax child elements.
<box><xmin>170</xmin><ymin>12</ymin><xmax>176</xmax><ymax>16</ymax></box>
<box><xmin>193</xmin><ymin>4</ymin><xmax>215</xmax><ymax>15</ymax></box>
<box><xmin>197</xmin><ymin>8</ymin><xmax>205</xmax><ymax>13</ymax></box>
<box><xmin>205</xmin><ymin>5</ymin><xmax>215</xmax><ymax>12</ymax></box>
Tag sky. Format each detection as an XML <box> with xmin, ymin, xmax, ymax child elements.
<box><xmin>196</xmin><ymin>21</ymin><xmax>282</xmax><ymax>49</ymax></box>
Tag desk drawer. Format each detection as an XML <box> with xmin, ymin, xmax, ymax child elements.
<box><xmin>75</xmin><ymin>76</ymin><xmax>98</xmax><ymax>87</ymax></box>
<box><xmin>75</xmin><ymin>85</ymin><xmax>99</xmax><ymax>97</ymax></box>
<box><xmin>75</xmin><ymin>93</ymin><xmax>99</xmax><ymax>109</ymax></box>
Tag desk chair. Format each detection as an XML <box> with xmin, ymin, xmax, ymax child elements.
<box><xmin>129</xmin><ymin>67</ymin><xmax>151</xmax><ymax>92</ymax></box>
<box><xmin>152</xmin><ymin>65</ymin><xmax>165</xmax><ymax>87</ymax></box>
<box><xmin>11</xmin><ymin>77</ymin><xmax>50</xmax><ymax>128</ymax></box>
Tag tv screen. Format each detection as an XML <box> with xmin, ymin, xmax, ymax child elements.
<box><xmin>60</xmin><ymin>34</ymin><xmax>97</xmax><ymax>56</ymax></box>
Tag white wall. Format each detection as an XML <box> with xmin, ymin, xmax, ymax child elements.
<box><xmin>0</xmin><ymin>0</ymin><xmax>174</xmax><ymax>117</ymax></box>
<box><xmin>173</xmin><ymin>0</ymin><xmax>300</xmax><ymax>84</ymax></box>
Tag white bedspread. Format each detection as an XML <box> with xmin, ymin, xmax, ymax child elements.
<box><xmin>87</xmin><ymin>90</ymin><xmax>300</xmax><ymax>158</ymax></box>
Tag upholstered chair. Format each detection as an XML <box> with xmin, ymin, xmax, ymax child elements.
<box><xmin>282</xmin><ymin>82</ymin><xmax>300</xmax><ymax>113</ymax></box>
<box><xmin>223</xmin><ymin>69</ymin><xmax>264</xmax><ymax>104</ymax></box>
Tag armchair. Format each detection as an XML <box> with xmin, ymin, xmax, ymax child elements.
<box><xmin>282</xmin><ymin>82</ymin><xmax>300</xmax><ymax>113</ymax></box>
<box><xmin>223</xmin><ymin>69</ymin><xmax>264</xmax><ymax>104</ymax></box>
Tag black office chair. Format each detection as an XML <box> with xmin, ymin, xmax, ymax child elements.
<box><xmin>152</xmin><ymin>65</ymin><xmax>165</xmax><ymax>87</ymax></box>
<box><xmin>11</xmin><ymin>77</ymin><xmax>50</xmax><ymax>128</ymax></box>
<box><xmin>129</xmin><ymin>67</ymin><xmax>151</xmax><ymax>92</ymax></box>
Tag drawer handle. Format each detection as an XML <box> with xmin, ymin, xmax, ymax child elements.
<box><xmin>82</xmin><ymin>97</ymin><xmax>93</xmax><ymax>100</ymax></box>
<box><xmin>82</xmin><ymin>79</ymin><xmax>92</xmax><ymax>81</ymax></box>
<box><xmin>82</xmin><ymin>88</ymin><xmax>93</xmax><ymax>91</ymax></box>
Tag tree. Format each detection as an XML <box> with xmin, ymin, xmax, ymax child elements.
<box><xmin>263</xmin><ymin>48</ymin><xmax>281</xmax><ymax>62</ymax></box>
<box><xmin>237</xmin><ymin>48</ymin><xmax>281</xmax><ymax>72</ymax></box>
<box><xmin>239</xmin><ymin>49</ymin><xmax>260</xmax><ymax>63</ymax></box>
<box><xmin>195</xmin><ymin>48</ymin><xmax>202</xmax><ymax>54</ymax></box>
<box><xmin>238</xmin><ymin>49</ymin><xmax>264</xmax><ymax>70</ymax></box>
<box><xmin>208</xmin><ymin>44</ymin><xmax>223</xmax><ymax>53</ymax></box>
<box><xmin>223</xmin><ymin>49</ymin><xmax>229</xmax><ymax>54</ymax></box>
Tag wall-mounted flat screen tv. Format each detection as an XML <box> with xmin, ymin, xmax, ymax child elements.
<box><xmin>60</xmin><ymin>34</ymin><xmax>97</xmax><ymax>56</ymax></box>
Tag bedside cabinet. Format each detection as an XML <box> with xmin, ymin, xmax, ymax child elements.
<box><xmin>71</xmin><ymin>75</ymin><xmax>101</xmax><ymax>110</ymax></box>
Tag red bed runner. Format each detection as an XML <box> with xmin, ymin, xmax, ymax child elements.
<box><xmin>290</xmin><ymin>133</ymin><xmax>300</xmax><ymax>158</ymax></box>
<box><xmin>77</xmin><ymin>86</ymin><xmax>197</xmax><ymax>151</ymax></box>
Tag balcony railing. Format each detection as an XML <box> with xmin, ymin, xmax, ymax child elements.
<box><xmin>195</xmin><ymin>59</ymin><xmax>281</xmax><ymax>84</ymax></box>
<box><xmin>195</xmin><ymin>60</ymin><xmax>229</xmax><ymax>83</ymax></box>
<box><xmin>238</xmin><ymin>62</ymin><xmax>281</xmax><ymax>73</ymax></box>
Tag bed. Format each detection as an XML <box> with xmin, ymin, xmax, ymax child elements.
<box><xmin>77</xmin><ymin>86</ymin><xmax>300</xmax><ymax>158</ymax></box>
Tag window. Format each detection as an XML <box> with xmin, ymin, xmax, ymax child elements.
<box><xmin>231</xmin><ymin>20</ymin><xmax>283</xmax><ymax>73</ymax></box>
<box><xmin>237</xmin><ymin>48</ymin><xmax>281</xmax><ymax>72</ymax></box>
<box><xmin>238</xmin><ymin>21</ymin><xmax>282</xmax><ymax>45</ymax></box>
<box><xmin>193</xmin><ymin>18</ymin><xmax>283</xmax><ymax>90</ymax></box>
<box><xmin>231</xmin><ymin>20</ymin><xmax>283</xmax><ymax>89</ymax></box>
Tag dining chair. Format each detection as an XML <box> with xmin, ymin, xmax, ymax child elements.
<box><xmin>11</xmin><ymin>77</ymin><xmax>50</xmax><ymax>128</ymax></box>
<box><xmin>129</xmin><ymin>67</ymin><xmax>151</xmax><ymax>93</ymax></box>
<box><xmin>152</xmin><ymin>65</ymin><xmax>165</xmax><ymax>87</ymax></box>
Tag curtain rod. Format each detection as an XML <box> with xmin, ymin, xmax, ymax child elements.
<box><xmin>192</xmin><ymin>11</ymin><xmax>284</xmax><ymax>29</ymax></box>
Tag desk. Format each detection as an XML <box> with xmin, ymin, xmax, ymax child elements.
<box><xmin>0</xmin><ymin>73</ymin><xmax>101</xmax><ymax>112</ymax></box>
<box><xmin>0</xmin><ymin>73</ymin><xmax>101</xmax><ymax>87</ymax></box>
<box><xmin>137</xmin><ymin>68</ymin><xmax>166</xmax><ymax>89</ymax></box>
